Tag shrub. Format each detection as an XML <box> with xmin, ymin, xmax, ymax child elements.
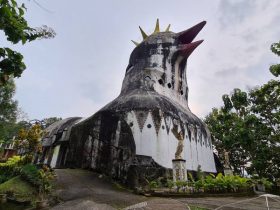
<box><xmin>188</xmin><ymin>173</ymin><xmax>252</xmax><ymax>193</ymax></box>
<box><xmin>175</xmin><ymin>180</ymin><xmax>186</xmax><ymax>192</ymax></box>
<box><xmin>0</xmin><ymin>156</ymin><xmax>23</xmax><ymax>183</ymax></box>
<box><xmin>167</xmin><ymin>179</ymin><xmax>174</xmax><ymax>191</ymax></box>
<box><xmin>20</xmin><ymin>164</ymin><xmax>41</xmax><ymax>186</ymax></box>
<box><xmin>254</xmin><ymin>177</ymin><xmax>273</xmax><ymax>190</ymax></box>
<box><xmin>38</xmin><ymin>166</ymin><xmax>54</xmax><ymax>199</ymax></box>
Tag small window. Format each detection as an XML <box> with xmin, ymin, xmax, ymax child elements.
<box><xmin>158</xmin><ymin>79</ymin><xmax>163</xmax><ymax>85</ymax></box>
<box><xmin>167</xmin><ymin>83</ymin><xmax>172</xmax><ymax>88</ymax></box>
<box><xmin>162</xmin><ymin>126</ymin><xmax>165</xmax><ymax>129</ymax></box>
<box><xmin>129</xmin><ymin>122</ymin><xmax>133</xmax><ymax>127</ymax></box>
<box><xmin>147</xmin><ymin>124</ymin><xmax>152</xmax><ymax>128</ymax></box>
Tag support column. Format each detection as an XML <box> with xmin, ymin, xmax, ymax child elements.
<box><xmin>172</xmin><ymin>159</ymin><xmax>187</xmax><ymax>182</ymax></box>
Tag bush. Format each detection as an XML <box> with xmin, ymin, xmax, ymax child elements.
<box><xmin>167</xmin><ymin>179</ymin><xmax>174</xmax><ymax>191</ymax></box>
<box><xmin>20</xmin><ymin>164</ymin><xmax>41</xmax><ymax>186</ymax></box>
<box><xmin>0</xmin><ymin>156</ymin><xmax>23</xmax><ymax>183</ymax></box>
<box><xmin>20</xmin><ymin>164</ymin><xmax>54</xmax><ymax>195</ymax></box>
<box><xmin>0</xmin><ymin>174</ymin><xmax>12</xmax><ymax>184</ymax></box>
<box><xmin>253</xmin><ymin>177</ymin><xmax>273</xmax><ymax>190</ymax></box>
<box><xmin>168</xmin><ymin>173</ymin><xmax>252</xmax><ymax>193</ymax></box>
<box><xmin>202</xmin><ymin>173</ymin><xmax>252</xmax><ymax>193</ymax></box>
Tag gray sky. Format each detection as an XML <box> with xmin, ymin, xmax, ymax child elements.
<box><xmin>3</xmin><ymin>0</ymin><xmax>280</xmax><ymax>120</ymax></box>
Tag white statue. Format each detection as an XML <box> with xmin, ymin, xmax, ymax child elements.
<box><xmin>171</xmin><ymin>120</ymin><xmax>184</xmax><ymax>159</ymax></box>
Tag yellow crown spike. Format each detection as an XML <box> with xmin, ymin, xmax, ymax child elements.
<box><xmin>131</xmin><ymin>40</ymin><xmax>139</xmax><ymax>46</ymax></box>
<box><xmin>154</xmin><ymin>19</ymin><xmax>160</xmax><ymax>33</ymax></box>
<box><xmin>165</xmin><ymin>24</ymin><xmax>171</xmax><ymax>32</ymax></box>
<box><xmin>139</xmin><ymin>26</ymin><xmax>148</xmax><ymax>40</ymax></box>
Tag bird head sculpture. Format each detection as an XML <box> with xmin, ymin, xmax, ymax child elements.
<box><xmin>121</xmin><ymin>19</ymin><xmax>206</xmax><ymax>107</ymax></box>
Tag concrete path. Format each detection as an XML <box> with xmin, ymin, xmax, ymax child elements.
<box><xmin>177</xmin><ymin>195</ymin><xmax>280</xmax><ymax>210</ymax></box>
<box><xmin>50</xmin><ymin>169</ymin><xmax>280</xmax><ymax>210</ymax></box>
<box><xmin>51</xmin><ymin>169</ymin><xmax>187</xmax><ymax>210</ymax></box>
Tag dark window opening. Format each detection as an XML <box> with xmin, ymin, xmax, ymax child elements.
<box><xmin>180</xmin><ymin>90</ymin><xmax>184</xmax><ymax>95</ymax></box>
<box><xmin>162</xmin><ymin>126</ymin><xmax>165</xmax><ymax>129</ymax></box>
<box><xmin>167</xmin><ymin>83</ymin><xmax>172</xmax><ymax>88</ymax></box>
<box><xmin>129</xmin><ymin>122</ymin><xmax>133</xmax><ymax>127</ymax></box>
<box><xmin>158</xmin><ymin>79</ymin><xmax>163</xmax><ymax>85</ymax></box>
<box><xmin>147</xmin><ymin>124</ymin><xmax>152</xmax><ymax>128</ymax></box>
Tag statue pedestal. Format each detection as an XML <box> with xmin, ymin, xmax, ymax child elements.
<box><xmin>224</xmin><ymin>167</ymin><xmax>233</xmax><ymax>176</ymax></box>
<box><xmin>172</xmin><ymin>159</ymin><xmax>187</xmax><ymax>182</ymax></box>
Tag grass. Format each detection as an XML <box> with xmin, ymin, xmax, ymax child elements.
<box><xmin>0</xmin><ymin>176</ymin><xmax>37</xmax><ymax>201</ymax></box>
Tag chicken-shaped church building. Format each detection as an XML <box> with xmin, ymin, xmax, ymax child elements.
<box><xmin>41</xmin><ymin>20</ymin><xmax>217</xmax><ymax>186</ymax></box>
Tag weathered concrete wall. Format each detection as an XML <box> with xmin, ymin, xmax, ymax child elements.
<box><xmin>126</xmin><ymin>110</ymin><xmax>216</xmax><ymax>172</ymax></box>
<box><xmin>66</xmin><ymin>112</ymin><xmax>136</xmax><ymax>182</ymax></box>
<box><xmin>64</xmin><ymin>21</ymin><xmax>217</xmax><ymax>186</ymax></box>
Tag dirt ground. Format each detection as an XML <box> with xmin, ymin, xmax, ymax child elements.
<box><xmin>50</xmin><ymin>169</ymin><xmax>280</xmax><ymax>210</ymax></box>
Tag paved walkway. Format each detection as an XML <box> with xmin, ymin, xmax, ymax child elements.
<box><xmin>178</xmin><ymin>195</ymin><xmax>280</xmax><ymax>209</ymax></box>
<box><xmin>51</xmin><ymin>169</ymin><xmax>280</xmax><ymax>210</ymax></box>
<box><xmin>51</xmin><ymin>169</ymin><xmax>187</xmax><ymax>210</ymax></box>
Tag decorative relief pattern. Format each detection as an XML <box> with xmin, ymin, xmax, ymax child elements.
<box><xmin>134</xmin><ymin>110</ymin><xmax>149</xmax><ymax>132</ymax></box>
<box><xmin>151</xmin><ymin>109</ymin><xmax>163</xmax><ymax>134</ymax></box>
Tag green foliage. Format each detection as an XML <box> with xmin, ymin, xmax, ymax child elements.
<box><xmin>188</xmin><ymin>172</ymin><xmax>195</xmax><ymax>182</ymax></box>
<box><xmin>38</xmin><ymin>166</ymin><xmax>54</xmax><ymax>197</ymax></box>
<box><xmin>0</xmin><ymin>0</ymin><xmax>55</xmax><ymax>85</ymax></box>
<box><xmin>0</xmin><ymin>176</ymin><xmax>36</xmax><ymax>200</ymax></box>
<box><xmin>144</xmin><ymin>178</ymin><xmax>159</xmax><ymax>191</ymax></box>
<box><xmin>167</xmin><ymin>179</ymin><xmax>174</xmax><ymax>191</ymax></box>
<box><xmin>0</xmin><ymin>174</ymin><xmax>11</xmax><ymax>183</ymax></box>
<box><xmin>0</xmin><ymin>155</ymin><xmax>23</xmax><ymax>183</ymax></box>
<box><xmin>194</xmin><ymin>179</ymin><xmax>204</xmax><ymax>191</ymax></box>
<box><xmin>270</xmin><ymin>41</ymin><xmax>280</xmax><ymax>77</ymax></box>
<box><xmin>198</xmin><ymin>173</ymin><xmax>251</xmax><ymax>193</ymax></box>
<box><xmin>0</xmin><ymin>155</ymin><xmax>54</xmax><ymax>201</ymax></box>
<box><xmin>252</xmin><ymin>177</ymin><xmax>273</xmax><ymax>190</ymax></box>
<box><xmin>205</xmin><ymin>91</ymin><xmax>254</xmax><ymax>174</ymax></box>
<box><xmin>20</xmin><ymin>164</ymin><xmax>40</xmax><ymax>186</ymax></box>
<box><xmin>205</xmin><ymin>43</ymin><xmax>280</xmax><ymax>179</ymax></box>
<box><xmin>0</xmin><ymin>79</ymin><xmax>17</xmax><ymax>122</ymax></box>
<box><xmin>166</xmin><ymin>173</ymin><xmax>252</xmax><ymax>193</ymax></box>
<box><xmin>0</xmin><ymin>155</ymin><xmax>22</xmax><ymax>170</ymax></box>
<box><xmin>0</xmin><ymin>79</ymin><xmax>19</xmax><ymax>144</ymax></box>
<box><xmin>15</xmin><ymin>123</ymin><xmax>44</xmax><ymax>157</ymax></box>
<box><xmin>20</xmin><ymin>163</ymin><xmax>54</xmax><ymax>197</ymax></box>
<box><xmin>175</xmin><ymin>180</ymin><xmax>186</xmax><ymax>192</ymax></box>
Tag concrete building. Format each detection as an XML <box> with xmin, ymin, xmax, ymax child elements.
<box><xmin>42</xmin><ymin>20</ymin><xmax>217</xmax><ymax>186</ymax></box>
<box><xmin>40</xmin><ymin>117</ymin><xmax>82</xmax><ymax>168</ymax></box>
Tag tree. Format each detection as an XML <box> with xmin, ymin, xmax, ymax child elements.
<box><xmin>270</xmin><ymin>41</ymin><xmax>280</xmax><ymax>77</ymax></box>
<box><xmin>205</xmin><ymin>41</ymin><xmax>280</xmax><ymax>179</ymax></box>
<box><xmin>43</xmin><ymin>117</ymin><xmax>62</xmax><ymax>128</ymax></box>
<box><xmin>247</xmin><ymin>42</ymin><xmax>280</xmax><ymax>178</ymax></box>
<box><xmin>15</xmin><ymin>123</ymin><xmax>43</xmax><ymax>161</ymax></box>
<box><xmin>0</xmin><ymin>79</ymin><xmax>18</xmax><ymax>143</ymax></box>
<box><xmin>0</xmin><ymin>0</ymin><xmax>55</xmax><ymax>85</ymax></box>
<box><xmin>205</xmin><ymin>89</ymin><xmax>259</xmax><ymax>174</ymax></box>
